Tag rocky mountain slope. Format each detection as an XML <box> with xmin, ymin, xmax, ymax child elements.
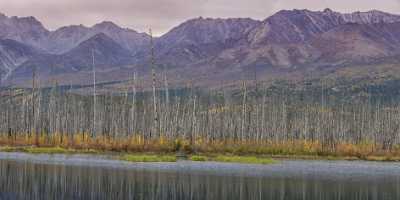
<box><xmin>0</xmin><ymin>13</ymin><xmax>49</xmax><ymax>51</ymax></box>
<box><xmin>1</xmin><ymin>9</ymin><xmax>400</xmax><ymax>87</ymax></box>
<box><xmin>46</xmin><ymin>21</ymin><xmax>149</xmax><ymax>54</ymax></box>
<box><xmin>0</xmin><ymin>13</ymin><xmax>149</xmax><ymax>55</ymax></box>
<box><xmin>0</xmin><ymin>39</ymin><xmax>40</xmax><ymax>81</ymax></box>
<box><xmin>13</xmin><ymin>33</ymin><xmax>134</xmax><ymax>78</ymax></box>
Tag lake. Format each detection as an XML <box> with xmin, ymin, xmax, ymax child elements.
<box><xmin>0</xmin><ymin>153</ymin><xmax>399</xmax><ymax>200</ymax></box>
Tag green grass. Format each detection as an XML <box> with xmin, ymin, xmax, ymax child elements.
<box><xmin>0</xmin><ymin>146</ymin><xmax>21</xmax><ymax>152</ymax></box>
<box><xmin>190</xmin><ymin>155</ymin><xmax>208</xmax><ymax>161</ymax></box>
<box><xmin>121</xmin><ymin>154</ymin><xmax>177</xmax><ymax>162</ymax></box>
<box><xmin>0</xmin><ymin>146</ymin><xmax>72</xmax><ymax>154</ymax></box>
<box><xmin>0</xmin><ymin>146</ymin><xmax>100</xmax><ymax>154</ymax></box>
<box><xmin>214</xmin><ymin>155</ymin><xmax>276</xmax><ymax>164</ymax></box>
<box><xmin>365</xmin><ymin>156</ymin><xmax>400</xmax><ymax>162</ymax></box>
<box><xmin>190</xmin><ymin>155</ymin><xmax>276</xmax><ymax>164</ymax></box>
<box><xmin>3</xmin><ymin>146</ymin><xmax>399</xmax><ymax>163</ymax></box>
<box><xmin>24</xmin><ymin>147</ymin><xmax>73</xmax><ymax>154</ymax></box>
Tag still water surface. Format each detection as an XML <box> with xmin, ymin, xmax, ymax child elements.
<box><xmin>0</xmin><ymin>153</ymin><xmax>399</xmax><ymax>200</ymax></box>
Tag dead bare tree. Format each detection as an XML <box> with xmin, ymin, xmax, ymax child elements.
<box><xmin>149</xmin><ymin>29</ymin><xmax>159</xmax><ymax>138</ymax></box>
<box><xmin>92</xmin><ymin>48</ymin><xmax>97</xmax><ymax>137</ymax></box>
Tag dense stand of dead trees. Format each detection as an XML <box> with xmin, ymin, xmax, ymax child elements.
<box><xmin>0</xmin><ymin>32</ymin><xmax>399</xmax><ymax>153</ymax></box>
<box><xmin>1</xmin><ymin>78</ymin><xmax>400</xmax><ymax>152</ymax></box>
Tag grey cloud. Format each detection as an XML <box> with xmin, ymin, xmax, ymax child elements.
<box><xmin>1</xmin><ymin>0</ymin><xmax>206</xmax><ymax>34</ymax></box>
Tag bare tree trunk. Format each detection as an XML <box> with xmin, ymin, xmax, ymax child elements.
<box><xmin>32</xmin><ymin>67</ymin><xmax>39</xmax><ymax>146</ymax></box>
<box><xmin>92</xmin><ymin>49</ymin><xmax>97</xmax><ymax>138</ymax></box>
<box><xmin>149</xmin><ymin>29</ymin><xmax>158</xmax><ymax>138</ymax></box>
<box><xmin>241</xmin><ymin>81</ymin><xmax>247</xmax><ymax>142</ymax></box>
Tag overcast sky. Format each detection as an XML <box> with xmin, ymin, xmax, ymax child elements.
<box><xmin>1</xmin><ymin>0</ymin><xmax>400</xmax><ymax>35</ymax></box>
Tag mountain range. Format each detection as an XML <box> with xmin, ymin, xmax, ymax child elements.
<box><xmin>1</xmin><ymin>9</ymin><xmax>400</xmax><ymax>88</ymax></box>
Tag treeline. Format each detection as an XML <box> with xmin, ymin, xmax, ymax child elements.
<box><xmin>1</xmin><ymin>80</ymin><xmax>400</xmax><ymax>155</ymax></box>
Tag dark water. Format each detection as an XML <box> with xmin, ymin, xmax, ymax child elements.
<box><xmin>0</xmin><ymin>153</ymin><xmax>399</xmax><ymax>200</ymax></box>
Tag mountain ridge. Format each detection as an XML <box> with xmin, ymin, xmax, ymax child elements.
<box><xmin>2</xmin><ymin>9</ymin><xmax>400</xmax><ymax>87</ymax></box>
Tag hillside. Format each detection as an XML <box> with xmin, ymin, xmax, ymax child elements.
<box><xmin>1</xmin><ymin>9</ymin><xmax>400</xmax><ymax>89</ymax></box>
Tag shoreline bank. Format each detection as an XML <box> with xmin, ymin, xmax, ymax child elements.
<box><xmin>0</xmin><ymin>146</ymin><xmax>399</xmax><ymax>163</ymax></box>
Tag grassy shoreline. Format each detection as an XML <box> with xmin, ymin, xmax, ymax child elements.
<box><xmin>1</xmin><ymin>135</ymin><xmax>400</xmax><ymax>163</ymax></box>
<box><xmin>0</xmin><ymin>146</ymin><xmax>277</xmax><ymax>164</ymax></box>
<box><xmin>0</xmin><ymin>146</ymin><xmax>399</xmax><ymax>163</ymax></box>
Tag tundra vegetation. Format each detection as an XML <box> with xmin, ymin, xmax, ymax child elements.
<box><xmin>1</xmin><ymin>74</ymin><xmax>400</xmax><ymax>162</ymax></box>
